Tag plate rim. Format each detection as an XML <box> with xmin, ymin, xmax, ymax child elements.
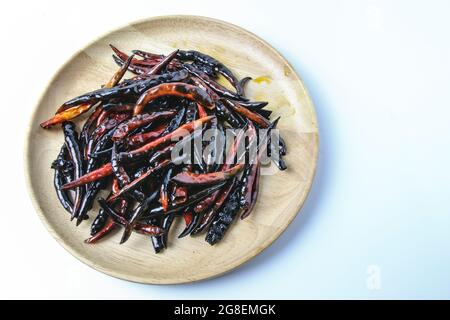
<box><xmin>24</xmin><ymin>14</ymin><xmax>319</xmax><ymax>284</ymax></box>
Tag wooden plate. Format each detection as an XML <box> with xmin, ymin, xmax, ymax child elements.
<box><xmin>24</xmin><ymin>15</ymin><xmax>318</xmax><ymax>284</ymax></box>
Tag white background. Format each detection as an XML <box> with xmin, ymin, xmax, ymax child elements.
<box><xmin>1</xmin><ymin>0</ymin><xmax>449</xmax><ymax>299</ymax></box>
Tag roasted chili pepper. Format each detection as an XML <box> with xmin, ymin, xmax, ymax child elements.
<box><xmin>172</xmin><ymin>164</ymin><xmax>243</xmax><ymax>186</ymax></box>
<box><xmin>51</xmin><ymin>147</ymin><xmax>74</xmax><ymax>214</ymax></box>
<box><xmin>44</xmin><ymin>46</ymin><xmax>288</xmax><ymax>251</ymax></box>
<box><xmin>178</xmin><ymin>209</ymin><xmax>201</xmax><ymax>238</ymax></box>
<box><xmin>111</xmin><ymin>142</ymin><xmax>130</xmax><ymax>187</ymax></box>
<box><xmin>222</xmin><ymin>99</ymin><xmax>270</xmax><ymax>128</ymax></box>
<box><xmin>125</xmin><ymin>124</ymin><xmax>166</xmax><ymax>148</ymax></box>
<box><xmin>143</xmin><ymin>180</ymin><xmax>227</xmax><ymax>218</ymax></box>
<box><xmin>62</xmin><ymin>163</ymin><xmax>113</xmax><ymax>190</ymax></box>
<box><xmin>86</xmin><ymin>179</ymin><xmax>128</xmax><ymax>242</ymax></box>
<box><xmin>177</xmin><ymin>50</ymin><xmax>244</xmax><ymax>97</ymax></box>
<box><xmin>118</xmin><ymin>116</ymin><xmax>214</xmax><ymax>162</ymax></box>
<box><xmin>41</xmin><ymin>103</ymin><xmax>92</xmax><ymax>129</ymax></box>
<box><xmin>205</xmin><ymin>178</ymin><xmax>243</xmax><ymax>245</ymax></box>
<box><xmin>191</xmin><ymin>178</ymin><xmax>237</xmax><ymax>235</ymax></box>
<box><xmin>160</xmin><ymin>167</ymin><xmax>173</xmax><ymax>212</ymax></box>
<box><xmin>215</xmin><ymin>100</ymin><xmax>242</xmax><ymax>127</ymax></box>
<box><xmin>241</xmin><ymin>162</ymin><xmax>261</xmax><ymax>220</ymax></box>
<box><xmin>119</xmin><ymin>189</ymin><xmax>160</xmax><ymax>244</ymax></box>
<box><xmin>62</xmin><ymin>122</ymin><xmax>84</xmax><ymax>219</ymax></box>
<box><xmin>112</xmin><ymin>111</ymin><xmax>174</xmax><ymax>141</ymax></box>
<box><xmin>107</xmin><ymin>159</ymin><xmax>171</xmax><ymax>202</ymax></box>
<box><xmin>238</xmin><ymin>77</ymin><xmax>252</xmax><ymax>96</ymax></box>
<box><xmin>80</xmin><ymin>105</ymin><xmax>103</xmax><ymax>157</ymax></box>
<box><xmin>134</xmin><ymin>83</ymin><xmax>214</xmax><ymax>115</ymax></box>
<box><xmin>146</xmin><ymin>49</ymin><xmax>179</xmax><ymax>75</ymax></box>
<box><xmin>105</xmin><ymin>52</ymin><xmax>135</xmax><ymax>88</ymax></box>
<box><xmin>60</xmin><ymin>70</ymin><xmax>188</xmax><ymax>109</ymax></box>
<box><xmin>157</xmin><ymin>214</ymin><xmax>175</xmax><ymax>250</ymax></box>
<box><xmin>182</xmin><ymin>63</ymin><xmax>245</xmax><ymax>101</ymax></box>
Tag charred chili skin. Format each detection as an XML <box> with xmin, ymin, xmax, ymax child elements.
<box><xmin>90</xmin><ymin>113</ymin><xmax>131</xmax><ymax>143</ymax></box>
<box><xmin>62</xmin><ymin>122</ymin><xmax>84</xmax><ymax>219</ymax></box>
<box><xmin>190</xmin><ymin>128</ymin><xmax>246</xmax><ymax>234</ymax></box>
<box><xmin>222</xmin><ymin>99</ymin><xmax>270</xmax><ymax>128</ymax></box>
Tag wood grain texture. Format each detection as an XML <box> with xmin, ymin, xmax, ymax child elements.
<box><xmin>24</xmin><ymin>15</ymin><xmax>319</xmax><ymax>284</ymax></box>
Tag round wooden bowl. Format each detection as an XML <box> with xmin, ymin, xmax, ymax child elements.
<box><xmin>24</xmin><ymin>15</ymin><xmax>318</xmax><ymax>284</ymax></box>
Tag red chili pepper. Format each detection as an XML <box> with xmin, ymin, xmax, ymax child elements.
<box><xmin>62</xmin><ymin>163</ymin><xmax>113</xmax><ymax>190</ymax></box>
<box><xmin>191</xmin><ymin>179</ymin><xmax>237</xmax><ymax>235</ymax></box>
<box><xmin>125</xmin><ymin>124</ymin><xmax>166</xmax><ymax>148</ymax></box>
<box><xmin>111</xmin><ymin>111</ymin><xmax>174</xmax><ymax>141</ymax></box>
<box><xmin>107</xmin><ymin>159</ymin><xmax>171</xmax><ymax>202</ymax></box>
<box><xmin>40</xmin><ymin>103</ymin><xmax>92</xmax><ymax>128</ymax></box>
<box><xmin>223</xmin><ymin>100</ymin><xmax>270</xmax><ymax>128</ymax></box>
<box><xmin>172</xmin><ymin>164</ymin><xmax>243</xmax><ymax>186</ymax></box>
<box><xmin>146</xmin><ymin>49</ymin><xmax>179</xmax><ymax>75</ymax></box>
<box><xmin>197</xmin><ymin>103</ymin><xmax>208</xmax><ymax>118</ymax></box>
<box><xmin>134</xmin><ymin>83</ymin><xmax>214</xmax><ymax>115</ymax></box>
<box><xmin>118</xmin><ymin>116</ymin><xmax>214</xmax><ymax>162</ymax></box>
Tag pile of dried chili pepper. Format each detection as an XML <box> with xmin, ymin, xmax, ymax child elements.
<box><xmin>42</xmin><ymin>45</ymin><xmax>287</xmax><ymax>252</ymax></box>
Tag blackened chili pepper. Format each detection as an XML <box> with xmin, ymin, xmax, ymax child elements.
<box><xmin>62</xmin><ymin>122</ymin><xmax>84</xmax><ymax>219</ymax></box>
<box><xmin>60</xmin><ymin>70</ymin><xmax>188</xmax><ymax>110</ymax></box>
<box><xmin>205</xmin><ymin>178</ymin><xmax>244</xmax><ymax>245</ymax></box>
<box><xmin>182</xmin><ymin>63</ymin><xmax>245</xmax><ymax>101</ymax></box>
<box><xmin>178</xmin><ymin>208</ymin><xmax>201</xmax><ymax>238</ymax></box>
<box><xmin>51</xmin><ymin>147</ymin><xmax>74</xmax><ymax>214</ymax></box>
<box><xmin>160</xmin><ymin>167</ymin><xmax>173</xmax><ymax>212</ymax></box>
<box><xmin>177</xmin><ymin>50</ymin><xmax>244</xmax><ymax>97</ymax></box>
